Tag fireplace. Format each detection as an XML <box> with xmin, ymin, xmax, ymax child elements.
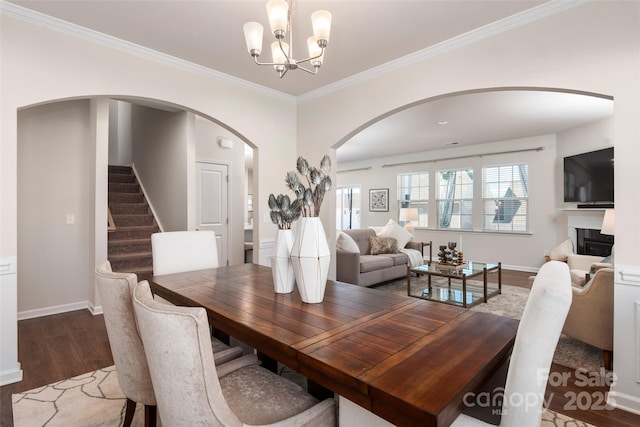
<box><xmin>576</xmin><ymin>228</ymin><xmax>614</xmax><ymax>257</ymax></box>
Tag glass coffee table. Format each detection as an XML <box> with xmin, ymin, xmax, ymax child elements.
<box><xmin>407</xmin><ymin>261</ymin><xmax>501</xmax><ymax>308</ymax></box>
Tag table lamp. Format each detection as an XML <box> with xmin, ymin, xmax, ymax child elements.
<box><xmin>399</xmin><ymin>208</ymin><xmax>419</xmax><ymax>231</ymax></box>
<box><xmin>600</xmin><ymin>209</ymin><xmax>615</xmax><ymax>235</ymax></box>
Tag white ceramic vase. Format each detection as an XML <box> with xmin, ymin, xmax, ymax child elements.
<box><xmin>290</xmin><ymin>217</ymin><xmax>331</xmax><ymax>303</ymax></box>
<box><xmin>271</xmin><ymin>229</ymin><xmax>295</xmax><ymax>293</ymax></box>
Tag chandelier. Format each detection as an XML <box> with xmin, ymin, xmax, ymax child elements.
<box><xmin>242</xmin><ymin>0</ymin><xmax>332</xmax><ymax>78</ymax></box>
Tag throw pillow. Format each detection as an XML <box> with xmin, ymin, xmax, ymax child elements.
<box><xmin>549</xmin><ymin>237</ymin><xmax>573</xmax><ymax>261</ymax></box>
<box><xmin>336</xmin><ymin>231</ymin><xmax>360</xmax><ymax>253</ymax></box>
<box><xmin>370</xmin><ymin>236</ymin><xmax>398</xmax><ymax>255</ymax></box>
<box><xmin>368</xmin><ymin>226</ymin><xmax>384</xmax><ymax>234</ymax></box>
<box><xmin>378</xmin><ymin>219</ymin><xmax>413</xmax><ymax>249</ymax></box>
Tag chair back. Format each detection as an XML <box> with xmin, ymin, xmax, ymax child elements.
<box><xmin>132</xmin><ymin>281</ymin><xmax>239</xmax><ymax>426</ymax></box>
<box><xmin>500</xmin><ymin>260</ymin><xmax>572</xmax><ymax>426</ymax></box>
<box><xmin>151</xmin><ymin>230</ymin><xmax>219</xmax><ymax>275</ymax></box>
<box><xmin>95</xmin><ymin>261</ymin><xmax>155</xmax><ymax>405</ymax></box>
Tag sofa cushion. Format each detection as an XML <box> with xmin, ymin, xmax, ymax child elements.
<box><xmin>336</xmin><ymin>231</ymin><xmax>360</xmax><ymax>253</ymax></box>
<box><xmin>359</xmin><ymin>255</ymin><xmax>394</xmax><ymax>273</ymax></box>
<box><xmin>378</xmin><ymin>219</ymin><xmax>413</xmax><ymax>249</ymax></box>
<box><xmin>387</xmin><ymin>252</ymin><xmax>410</xmax><ymax>266</ymax></box>
<box><xmin>370</xmin><ymin>236</ymin><xmax>398</xmax><ymax>255</ymax></box>
<box><xmin>343</xmin><ymin>228</ymin><xmax>377</xmax><ymax>255</ymax></box>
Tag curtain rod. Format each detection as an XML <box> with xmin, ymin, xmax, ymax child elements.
<box><xmin>337</xmin><ymin>166</ymin><xmax>373</xmax><ymax>174</ymax></box>
<box><xmin>381</xmin><ymin>146</ymin><xmax>545</xmax><ymax>168</ymax></box>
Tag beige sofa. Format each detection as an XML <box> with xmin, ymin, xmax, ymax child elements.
<box><xmin>336</xmin><ymin>228</ymin><xmax>425</xmax><ymax>287</ymax></box>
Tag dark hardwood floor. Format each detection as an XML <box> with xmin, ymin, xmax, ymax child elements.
<box><xmin>0</xmin><ymin>310</ymin><xmax>113</xmax><ymax>427</ymax></box>
<box><xmin>1</xmin><ymin>270</ymin><xmax>638</xmax><ymax>426</ymax></box>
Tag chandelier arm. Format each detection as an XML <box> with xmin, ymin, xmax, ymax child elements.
<box><xmin>277</xmin><ymin>38</ymin><xmax>291</xmax><ymax>64</ymax></box>
<box><xmin>296</xmin><ymin>65</ymin><xmax>319</xmax><ymax>75</ymax></box>
<box><xmin>292</xmin><ymin>46</ymin><xmax>324</xmax><ymax>65</ymax></box>
<box><xmin>252</xmin><ymin>56</ymin><xmax>280</xmax><ymax>67</ymax></box>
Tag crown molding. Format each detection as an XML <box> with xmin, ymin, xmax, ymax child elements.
<box><xmin>0</xmin><ymin>1</ymin><xmax>296</xmax><ymax>104</ymax></box>
<box><xmin>2</xmin><ymin>0</ymin><xmax>588</xmax><ymax>105</ymax></box>
<box><xmin>297</xmin><ymin>0</ymin><xmax>590</xmax><ymax>103</ymax></box>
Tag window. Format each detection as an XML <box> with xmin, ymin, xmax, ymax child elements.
<box><xmin>397</xmin><ymin>172</ymin><xmax>428</xmax><ymax>228</ymax></box>
<box><xmin>437</xmin><ymin>169</ymin><xmax>473</xmax><ymax>229</ymax></box>
<box><xmin>336</xmin><ymin>186</ymin><xmax>361</xmax><ymax>230</ymax></box>
<box><xmin>483</xmin><ymin>164</ymin><xmax>528</xmax><ymax>232</ymax></box>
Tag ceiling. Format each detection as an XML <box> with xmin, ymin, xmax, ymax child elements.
<box><xmin>8</xmin><ymin>1</ymin><xmax>613</xmax><ymax>163</ymax></box>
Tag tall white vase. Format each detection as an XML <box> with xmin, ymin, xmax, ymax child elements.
<box><xmin>290</xmin><ymin>217</ymin><xmax>331</xmax><ymax>303</ymax></box>
<box><xmin>271</xmin><ymin>229</ymin><xmax>295</xmax><ymax>293</ymax></box>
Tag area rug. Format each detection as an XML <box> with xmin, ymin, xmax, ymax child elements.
<box><xmin>12</xmin><ymin>365</ymin><xmax>592</xmax><ymax>427</ymax></box>
<box><xmin>374</xmin><ymin>276</ymin><xmax>605</xmax><ymax>373</ymax></box>
<box><xmin>12</xmin><ymin>365</ymin><xmax>144</xmax><ymax>427</ymax></box>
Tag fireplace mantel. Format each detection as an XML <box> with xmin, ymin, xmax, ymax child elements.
<box><xmin>560</xmin><ymin>208</ymin><xmax>607</xmax><ymax>252</ymax></box>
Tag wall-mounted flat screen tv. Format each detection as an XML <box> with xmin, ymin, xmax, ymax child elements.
<box><xmin>563</xmin><ymin>147</ymin><xmax>614</xmax><ymax>203</ymax></box>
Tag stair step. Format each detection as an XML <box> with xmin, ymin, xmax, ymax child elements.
<box><xmin>108</xmin><ymin>238</ymin><xmax>152</xmax><ymax>255</ymax></box>
<box><xmin>108</xmin><ymin>183</ymin><xmax>140</xmax><ymax>194</ymax></box>
<box><xmin>109</xmin><ymin>203</ymin><xmax>149</xmax><ymax>215</ymax></box>
<box><xmin>109</xmin><ymin>192</ymin><xmax>144</xmax><ymax>204</ymax></box>
<box><xmin>108</xmin><ymin>165</ymin><xmax>133</xmax><ymax>175</ymax></box>
<box><xmin>107</xmin><ymin>265</ymin><xmax>153</xmax><ymax>282</ymax></box>
<box><xmin>108</xmin><ymin>173</ymin><xmax>136</xmax><ymax>184</ymax></box>
<box><xmin>136</xmin><ymin>268</ymin><xmax>154</xmax><ymax>282</ymax></box>
<box><xmin>107</xmin><ymin>164</ymin><xmax>157</xmax><ymax>281</ymax></box>
<box><xmin>109</xmin><ymin>251</ymin><xmax>153</xmax><ymax>271</ymax></box>
<box><xmin>112</xmin><ymin>214</ymin><xmax>155</xmax><ymax>227</ymax></box>
<box><xmin>108</xmin><ymin>226</ymin><xmax>159</xmax><ymax>241</ymax></box>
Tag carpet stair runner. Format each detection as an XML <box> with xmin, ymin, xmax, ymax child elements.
<box><xmin>108</xmin><ymin>165</ymin><xmax>159</xmax><ymax>282</ymax></box>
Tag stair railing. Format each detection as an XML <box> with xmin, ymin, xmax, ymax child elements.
<box><xmin>108</xmin><ymin>208</ymin><xmax>116</xmax><ymax>232</ymax></box>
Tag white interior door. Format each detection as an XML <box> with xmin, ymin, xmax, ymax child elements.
<box><xmin>196</xmin><ymin>162</ymin><xmax>228</xmax><ymax>265</ymax></box>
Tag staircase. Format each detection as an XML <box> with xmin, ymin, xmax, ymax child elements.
<box><xmin>108</xmin><ymin>165</ymin><xmax>159</xmax><ymax>282</ymax></box>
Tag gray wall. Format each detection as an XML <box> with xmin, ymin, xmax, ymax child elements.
<box><xmin>17</xmin><ymin>100</ymin><xmax>92</xmax><ymax>313</ymax></box>
<box><xmin>132</xmin><ymin>105</ymin><xmax>190</xmax><ymax>231</ymax></box>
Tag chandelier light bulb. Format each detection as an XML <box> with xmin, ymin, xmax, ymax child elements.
<box><xmin>271</xmin><ymin>41</ymin><xmax>289</xmax><ymax>65</ymax></box>
<box><xmin>243</xmin><ymin>22</ymin><xmax>264</xmax><ymax>56</ymax></box>
<box><xmin>311</xmin><ymin>10</ymin><xmax>332</xmax><ymax>44</ymax></box>
<box><xmin>266</xmin><ymin>0</ymin><xmax>288</xmax><ymax>38</ymax></box>
<box><xmin>307</xmin><ymin>36</ymin><xmax>323</xmax><ymax>65</ymax></box>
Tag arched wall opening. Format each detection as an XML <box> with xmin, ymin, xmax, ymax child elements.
<box><xmin>332</xmin><ymin>87</ymin><xmax>614</xmax><ymax>271</ymax></box>
<box><xmin>16</xmin><ymin>96</ymin><xmax>258</xmax><ymax>318</ymax></box>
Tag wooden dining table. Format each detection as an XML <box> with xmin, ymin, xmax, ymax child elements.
<box><xmin>148</xmin><ymin>263</ymin><xmax>518</xmax><ymax>427</ymax></box>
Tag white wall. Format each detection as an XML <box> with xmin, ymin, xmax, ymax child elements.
<box><xmin>108</xmin><ymin>100</ymin><xmax>133</xmax><ymax>166</ymax></box>
<box><xmin>337</xmin><ymin>134</ymin><xmax>557</xmax><ymax>271</ymax></box>
<box><xmin>131</xmin><ymin>105</ymin><xmax>190</xmax><ymax>231</ymax></box>
<box><xmin>17</xmin><ymin>100</ymin><xmax>92</xmax><ymax>314</ymax></box>
<box><xmin>297</xmin><ymin>0</ymin><xmax>640</xmax><ymax>414</ymax></box>
<box><xmin>194</xmin><ymin>116</ymin><xmax>246</xmax><ymax>265</ymax></box>
<box><xmin>1</xmin><ymin>9</ymin><xmax>296</xmax><ymax>384</ymax></box>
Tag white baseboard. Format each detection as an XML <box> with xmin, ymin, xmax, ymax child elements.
<box><xmin>0</xmin><ymin>364</ymin><xmax>22</xmax><ymax>386</ymax></box>
<box><xmin>500</xmin><ymin>264</ymin><xmax>538</xmax><ymax>273</ymax></box>
<box><xmin>88</xmin><ymin>303</ymin><xmax>103</xmax><ymax>315</ymax></box>
<box><xmin>608</xmin><ymin>390</ymin><xmax>640</xmax><ymax>416</ymax></box>
<box><xmin>18</xmin><ymin>301</ymin><xmax>91</xmax><ymax>320</ymax></box>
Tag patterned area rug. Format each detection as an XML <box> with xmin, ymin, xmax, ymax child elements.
<box><xmin>374</xmin><ymin>275</ymin><xmax>605</xmax><ymax>373</ymax></box>
<box><xmin>13</xmin><ymin>365</ymin><xmax>592</xmax><ymax>427</ymax></box>
<box><xmin>12</xmin><ymin>366</ymin><xmax>144</xmax><ymax>427</ymax></box>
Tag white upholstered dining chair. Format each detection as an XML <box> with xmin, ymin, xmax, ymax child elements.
<box><xmin>132</xmin><ymin>280</ymin><xmax>336</xmax><ymax>426</ymax></box>
<box><xmin>96</xmin><ymin>261</ymin><xmax>157</xmax><ymax>427</ymax></box>
<box><xmin>151</xmin><ymin>230</ymin><xmax>219</xmax><ymax>275</ymax></box>
<box><xmin>452</xmin><ymin>260</ymin><xmax>572</xmax><ymax>427</ymax></box>
<box><xmin>96</xmin><ymin>261</ymin><xmax>242</xmax><ymax>426</ymax></box>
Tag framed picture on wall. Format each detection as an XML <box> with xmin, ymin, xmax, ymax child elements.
<box><xmin>369</xmin><ymin>188</ymin><xmax>389</xmax><ymax>212</ymax></box>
